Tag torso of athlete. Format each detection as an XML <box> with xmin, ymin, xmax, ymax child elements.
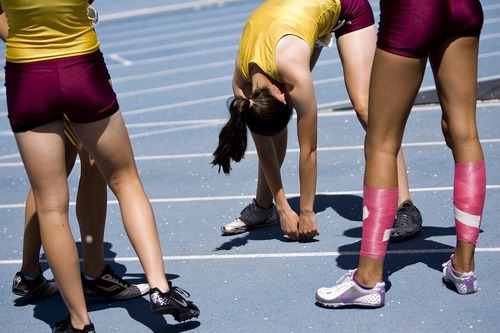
<box><xmin>237</xmin><ymin>0</ymin><xmax>341</xmax><ymax>83</ymax></box>
<box><xmin>0</xmin><ymin>0</ymin><xmax>99</xmax><ymax>63</ymax></box>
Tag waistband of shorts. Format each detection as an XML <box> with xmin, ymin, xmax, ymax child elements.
<box><xmin>5</xmin><ymin>49</ymin><xmax>104</xmax><ymax>68</ymax></box>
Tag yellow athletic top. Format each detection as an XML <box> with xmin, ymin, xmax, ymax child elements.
<box><xmin>238</xmin><ymin>0</ymin><xmax>341</xmax><ymax>83</ymax></box>
<box><xmin>0</xmin><ymin>0</ymin><xmax>99</xmax><ymax>63</ymax></box>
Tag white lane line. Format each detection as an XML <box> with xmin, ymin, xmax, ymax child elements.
<box><xmin>1</xmin><ymin>247</ymin><xmax>499</xmax><ymax>265</ymax></box>
<box><xmin>118</xmin><ymin>76</ymin><xmax>232</xmax><ymax>98</ymax></box>
<box><xmin>0</xmin><ymin>185</ymin><xmax>499</xmax><ymax>210</ymax></box>
<box><xmin>101</xmin><ymin>23</ymin><xmax>244</xmax><ymax>49</ymax></box>
<box><xmin>110</xmin><ymin>60</ymin><xmax>233</xmax><ymax>84</ymax></box>
<box><xmin>113</xmin><ymin>34</ymin><xmax>240</xmax><ymax>58</ymax></box>
<box><xmin>0</xmin><ymin>137</ymin><xmax>499</xmax><ymax>167</ymax></box>
<box><xmin>105</xmin><ymin>45</ymin><xmax>237</xmax><ymax>70</ymax></box>
<box><xmin>108</xmin><ymin>53</ymin><xmax>133</xmax><ymax>66</ymax></box>
<box><xmin>98</xmin><ymin>0</ymin><xmax>245</xmax><ymax>22</ymax></box>
<box><xmin>98</xmin><ymin>13</ymin><xmax>250</xmax><ymax>41</ymax></box>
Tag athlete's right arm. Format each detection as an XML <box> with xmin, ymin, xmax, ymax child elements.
<box><xmin>232</xmin><ymin>58</ymin><xmax>252</xmax><ymax>98</ymax></box>
<box><xmin>251</xmin><ymin>130</ymin><xmax>301</xmax><ymax>240</ymax></box>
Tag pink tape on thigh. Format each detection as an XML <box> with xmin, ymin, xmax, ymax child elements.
<box><xmin>454</xmin><ymin>160</ymin><xmax>486</xmax><ymax>244</ymax></box>
<box><xmin>360</xmin><ymin>186</ymin><xmax>398</xmax><ymax>259</ymax></box>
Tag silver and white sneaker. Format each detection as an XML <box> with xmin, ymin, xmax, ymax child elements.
<box><xmin>82</xmin><ymin>265</ymin><xmax>150</xmax><ymax>300</ymax></box>
<box><xmin>442</xmin><ymin>255</ymin><xmax>478</xmax><ymax>295</ymax></box>
<box><xmin>221</xmin><ymin>199</ymin><xmax>277</xmax><ymax>235</ymax></box>
<box><xmin>315</xmin><ymin>269</ymin><xmax>385</xmax><ymax>308</ymax></box>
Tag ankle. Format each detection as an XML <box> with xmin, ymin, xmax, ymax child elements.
<box><xmin>151</xmin><ymin>282</ymin><xmax>171</xmax><ymax>294</ymax></box>
<box><xmin>255</xmin><ymin>200</ymin><xmax>273</xmax><ymax>210</ymax></box>
<box><xmin>452</xmin><ymin>242</ymin><xmax>475</xmax><ymax>273</ymax></box>
<box><xmin>70</xmin><ymin>318</ymin><xmax>92</xmax><ymax>332</ymax></box>
<box><xmin>451</xmin><ymin>256</ymin><xmax>474</xmax><ymax>273</ymax></box>
<box><xmin>82</xmin><ymin>263</ymin><xmax>106</xmax><ymax>278</ymax></box>
<box><xmin>20</xmin><ymin>264</ymin><xmax>42</xmax><ymax>276</ymax></box>
<box><xmin>353</xmin><ymin>269</ymin><xmax>383</xmax><ymax>289</ymax></box>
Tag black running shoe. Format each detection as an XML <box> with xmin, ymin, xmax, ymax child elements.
<box><xmin>53</xmin><ymin>317</ymin><xmax>95</xmax><ymax>333</ymax></box>
<box><xmin>391</xmin><ymin>200</ymin><xmax>423</xmax><ymax>242</ymax></box>
<box><xmin>82</xmin><ymin>264</ymin><xmax>149</xmax><ymax>300</ymax></box>
<box><xmin>12</xmin><ymin>271</ymin><xmax>58</xmax><ymax>297</ymax></box>
<box><xmin>149</xmin><ymin>282</ymin><xmax>200</xmax><ymax>322</ymax></box>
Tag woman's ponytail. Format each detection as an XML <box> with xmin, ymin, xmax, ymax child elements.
<box><xmin>212</xmin><ymin>87</ymin><xmax>292</xmax><ymax>174</ymax></box>
<box><xmin>211</xmin><ymin>96</ymin><xmax>252</xmax><ymax>174</ymax></box>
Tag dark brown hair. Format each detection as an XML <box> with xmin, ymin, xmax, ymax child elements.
<box><xmin>211</xmin><ymin>88</ymin><xmax>292</xmax><ymax>174</ymax></box>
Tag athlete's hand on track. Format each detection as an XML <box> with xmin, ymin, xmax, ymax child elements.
<box><xmin>298</xmin><ymin>211</ymin><xmax>319</xmax><ymax>239</ymax></box>
<box><xmin>279</xmin><ymin>209</ymin><xmax>300</xmax><ymax>241</ymax></box>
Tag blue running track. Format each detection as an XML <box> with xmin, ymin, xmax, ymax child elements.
<box><xmin>0</xmin><ymin>1</ymin><xmax>499</xmax><ymax>332</ymax></box>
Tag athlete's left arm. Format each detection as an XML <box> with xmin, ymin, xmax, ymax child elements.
<box><xmin>0</xmin><ymin>11</ymin><xmax>8</xmax><ymax>42</ymax></box>
<box><xmin>276</xmin><ymin>35</ymin><xmax>319</xmax><ymax>239</ymax></box>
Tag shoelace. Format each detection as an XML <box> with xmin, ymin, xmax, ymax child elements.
<box><xmin>154</xmin><ymin>286</ymin><xmax>191</xmax><ymax>305</ymax></box>
<box><xmin>335</xmin><ymin>271</ymin><xmax>354</xmax><ymax>285</ymax></box>
<box><xmin>101</xmin><ymin>272</ymin><xmax>130</xmax><ymax>289</ymax></box>
<box><xmin>172</xmin><ymin>286</ymin><xmax>191</xmax><ymax>299</ymax></box>
<box><xmin>395</xmin><ymin>209</ymin><xmax>415</xmax><ymax>227</ymax></box>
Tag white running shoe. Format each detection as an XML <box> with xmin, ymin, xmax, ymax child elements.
<box><xmin>221</xmin><ymin>199</ymin><xmax>277</xmax><ymax>235</ymax></box>
<box><xmin>316</xmin><ymin>269</ymin><xmax>385</xmax><ymax>308</ymax></box>
<box><xmin>442</xmin><ymin>255</ymin><xmax>478</xmax><ymax>295</ymax></box>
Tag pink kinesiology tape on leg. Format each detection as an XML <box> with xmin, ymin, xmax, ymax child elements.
<box><xmin>454</xmin><ymin>160</ymin><xmax>486</xmax><ymax>244</ymax></box>
<box><xmin>360</xmin><ymin>186</ymin><xmax>398</xmax><ymax>259</ymax></box>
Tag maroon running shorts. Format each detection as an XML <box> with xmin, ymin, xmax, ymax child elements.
<box><xmin>377</xmin><ymin>0</ymin><xmax>483</xmax><ymax>58</ymax></box>
<box><xmin>5</xmin><ymin>50</ymin><xmax>119</xmax><ymax>132</ymax></box>
<box><xmin>334</xmin><ymin>0</ymin><xmax>375</xmax><ymax>39</ymax></box>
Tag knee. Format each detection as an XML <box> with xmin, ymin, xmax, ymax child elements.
<box><xmin>353</xmin><ymin>100</ymin><xmax>369</xmax><ymax>130</ymax></box>
<box><xmin>364</xmin><ymin>133</ymin><xmax>401</xmax><ymax>162</ymax></box>
<box><xmin>36</xmin><ymin>198</ymin><xmax>69</xmax><ymax>217</ymax></box>
<box><xmin>442</xmin><ymin>122</ymin><xmax>479</xmax><ymax>151</ymax></box>
<box><xmin>107</xmin><ymin>172</ymin><xmax>141</xmax><ymax>196</ymax></box>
